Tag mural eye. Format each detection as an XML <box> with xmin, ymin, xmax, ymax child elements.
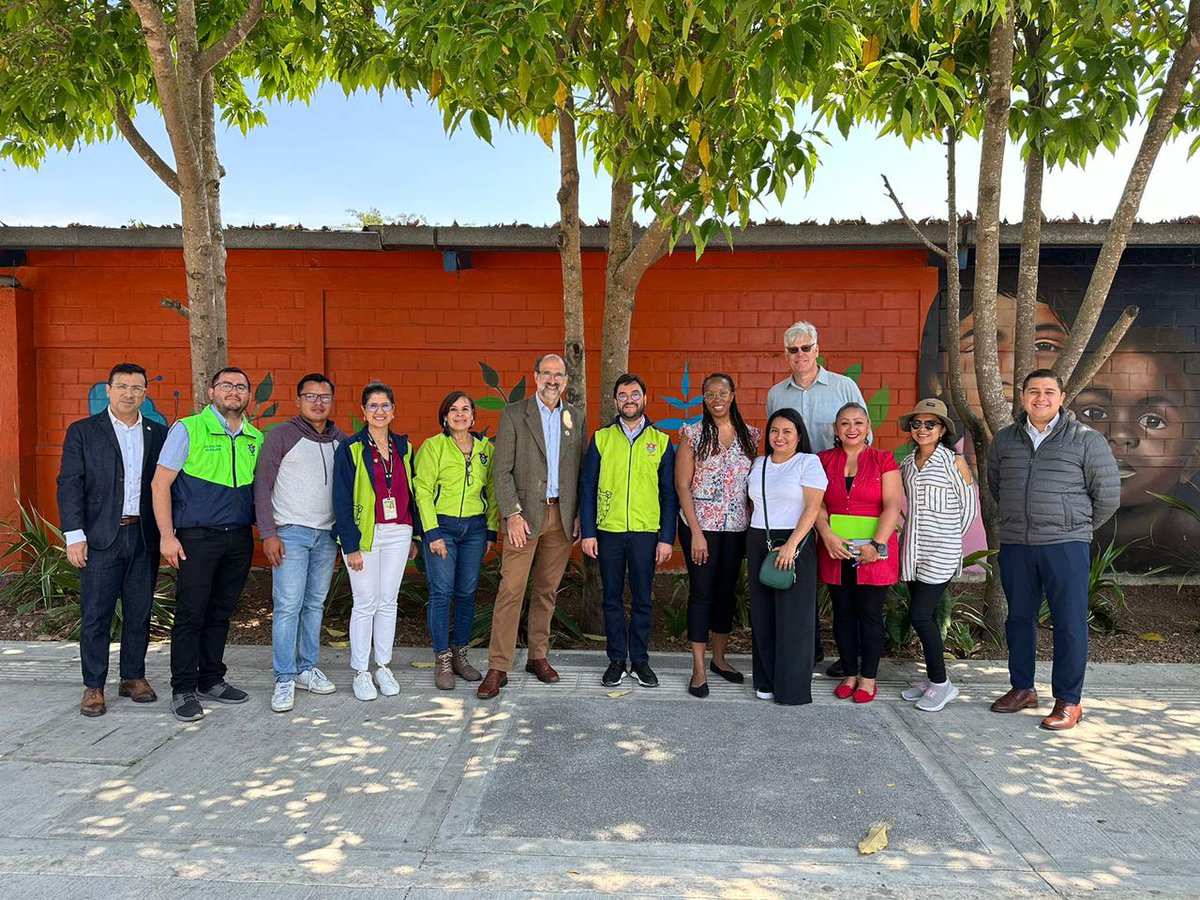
<box><xmin>1138</xmin><ymin>413</ymin><xmax>1167</xmax><ymax>431</ymax></box>
<box><xmin>1077</xmin><ymin>405</ymin><xmax>1108</xmax><ymax>422</ymax></box>
<box><xmin>1034</xmin><ymin>339</ymin><xmax>1062</xmax><ymax>352</ymax></box>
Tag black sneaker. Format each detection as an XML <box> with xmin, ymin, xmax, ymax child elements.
<box><xmin>631</xmin><ymin>662</ymin><xmax>659</xmax><ymax>688</ymax></box>
<box><xmin>601</xmin><ymin>660</ymin><xmax>627</xmax><ymax>687</ymax></box>
<box><xmin>198</xmin><ymin>681</ymin><xmax>248</xmax><ymax>704</ymax></box>
<box><xmin>172</xmin><ymin>692</ymin><xmax>204</xmax><ymax>722</ymax></box>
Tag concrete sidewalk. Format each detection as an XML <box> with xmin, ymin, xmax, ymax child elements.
<box><xmin>0</xmin><ymin>641</ymin><xmax>1196</xmax><ymax>898</ymax></box>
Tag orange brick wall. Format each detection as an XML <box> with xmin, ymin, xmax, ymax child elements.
<box><xmin>10</xmin><ymin>245</ymin><xmax>937</xmax><ymax>524</ymax></box>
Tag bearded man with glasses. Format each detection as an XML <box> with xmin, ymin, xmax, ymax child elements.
<box><xmin>152</xmin><ymin>366</ymin><xmax>263</xmax><ymax>722</ymax></box>
<box><xmin>766</xmin><ymin>321</ymin><xmax>866</xmax><ymax>677</ymax></box>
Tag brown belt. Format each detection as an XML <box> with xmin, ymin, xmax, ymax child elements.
<box><xmin>119</xmin><ymin>516</ymin><xmax>140</xmax><ymax>525</ymax></box>
<box><xmin>545</xmin><ymin>497</ymin><xmax>559</xmax><ymax>505</ymax></box>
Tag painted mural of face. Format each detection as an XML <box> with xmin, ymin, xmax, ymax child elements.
<box><xmin>1073</xmin><ymin>351</ymin><xmax>1200</xmax><ymax>507</ymax></box>
<box><xmin>958</xmin><ymin>293</ymin><xmax>1069</xmax><ymax>410</ymax></box>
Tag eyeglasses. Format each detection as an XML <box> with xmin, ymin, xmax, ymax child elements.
<box><xmin>110</xmin><ymin>384</ymin><xmax>147</xmax><ymax>395</ymax></box>
<box><xmin>366</xmin><ymin>402</ymin><xmax>394</xmax><ymax>413</ymax></box>
<box><xmin>909</xmin><ymin>420</ymin><xmax>941</xmax><ymax>432</ymax></box>
<box><xmin>537</xmin><ymin>371</ymin><xmax>568</xmax><ymax>382</ymax></box>
<box><xmin>214</xmin><ymin>382</ymin><xmax>250</xmax><ymax>394</ymax></box>
<box><xmin>703</xmin><ymin>389</ymin><xmax>732</xmax><ymax>402</ymax></box>
<box><xmin>616</xmin><ymin>391</ymin><xmax>643</xmax><ymax>403</ymax></box>
<box><xmin>300</xmin><ymin>393</ymin><xmax>333</xmax><ymax>404</ymax></box>
<box><xmin>786</xmin><ymin>344</ymin><xmax>816</xmax><ymax>355</ymax></box>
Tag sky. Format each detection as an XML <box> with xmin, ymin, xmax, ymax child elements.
<box><xmin>1</xmin><ymin>84</ymin><xmax>1197</xmax><ymax>228</ymax></box>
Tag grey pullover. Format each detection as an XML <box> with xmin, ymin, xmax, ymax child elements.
<box><xmin>253</xmin><ymin>416</ymin><xmax>348</xmax><ymax>538</ymax></box>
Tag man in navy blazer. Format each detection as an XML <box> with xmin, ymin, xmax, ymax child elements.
<box><xmin>57</xmin><ymin>363</ymin><xmax>168</xmax><ymax>716</ymax></box>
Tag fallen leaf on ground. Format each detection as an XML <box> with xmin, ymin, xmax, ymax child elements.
<box><xmin>327</xmin><ymin>641</ymin><xmax>348</xmax><ymax>649</ymax></box>
<box><xmin>582</xmin><ymin>633</ymin><xmax>607</xmax><ymax>642</ymax></box>
<box><xmin>606</xmin><ymin>691</ymin><xmax>630</xmax><ymax>698</ymax></box>
<box><xmin>858</xmin><ymin>822</ymin><xmax>890</xmax><ymax>855</ymax></box>
<box><xmin>411</xmin><ymin>660</ymin><xmax>434</xmax><ymax>669</ymax></box>
<box><xmin>1138</xmin><ymin>633</ymin><xmax>1164</xmax><ymax>642</ymax></box>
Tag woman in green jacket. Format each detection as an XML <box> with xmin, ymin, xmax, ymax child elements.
<box><xmin>414</xmin><ymin>391</ymin><xmax>499</xmax><ymax>689</ymax></box>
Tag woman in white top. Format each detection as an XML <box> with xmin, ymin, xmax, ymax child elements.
<box><xmin>897</xmin><ymin>399</ymin><xmax>977</xmax><ymax>712</ymax></box>
<box><xmin>746</xmin><ymin>408</ymin><xmax>828</xmax><ymax>706</ymax></box>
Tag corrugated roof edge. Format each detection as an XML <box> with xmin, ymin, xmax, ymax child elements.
<box><xmin>2</xmin><ymin>221</ymin><xmax>1199</xmax><ymax>251</ymax></box>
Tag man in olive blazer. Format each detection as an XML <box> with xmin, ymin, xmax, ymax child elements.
<box><xmin>479</xmin><ymin>353</ymin><xmax>588</xmax><ymax>699</ymax></box>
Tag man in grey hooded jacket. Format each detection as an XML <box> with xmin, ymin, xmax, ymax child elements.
<box><xmin>253</xmin><ymin>374</ymin><xmax>347</xmax><ymax>713</ymax></box>
<box><xmin>986</xmin><ymin>369</ymin><xmax>1119</xmax><ymax>731</ymax></box>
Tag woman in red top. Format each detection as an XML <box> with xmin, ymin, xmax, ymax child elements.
<box><xmin>815</xmin><ymin>402</ymin><xmax>903</xmax><ymax>704</ymax></box>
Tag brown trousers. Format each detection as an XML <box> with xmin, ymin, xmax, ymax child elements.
<box><xmin>487</xmin><ymin>503</ymin><xmax>574</xmax><ymax>672</ymax></box>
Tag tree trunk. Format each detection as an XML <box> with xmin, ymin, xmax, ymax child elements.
<box><xmin>557</xmin><ymin>99</ymin><xmax>586</xmax><ymax>411</ymax></box>
<box><xmin>600</xmin><ymin>171</ymin><xmax>636</xmax><ymax>423</ymax></box>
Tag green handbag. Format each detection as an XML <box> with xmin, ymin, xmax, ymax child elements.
<box><xmin>757</xmin><ymin>459</ymin><xmax>810</xmax><ymax>590</ymax></box>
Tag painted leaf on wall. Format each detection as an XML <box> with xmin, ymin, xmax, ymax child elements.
<box><xmin>255</xmin><ymin>372</ymin><xmax>274</xmax><ymax>404</ymax></box>
<box><xmin>867</xmin><ymin>386</ymin><xmax>890</xmax><ymax>429</ymax></box>
<box><xmin>476</xmin><ymin>396</ymin><xmax>506</xmax><ymax>411</ymax></box>
<box><xmin>844</xmin><ymin>362</ymin><xmax>863</xmax><ymax>383</ymax></box>
<box><xmin>478</xmin><ymin>361</ymin><xmax>500</xmax><ymax>389</ymax></box>
<box><xmin>508</xmin><ymin>376</ymin><xmax>527</xmax><ymax>403</ymax></box>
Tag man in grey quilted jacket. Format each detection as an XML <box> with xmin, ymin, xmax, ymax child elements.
<box><xmin>986</xmin><ymin>369</ymin><xmax>1119</xmax><ymax>731</ymax></box>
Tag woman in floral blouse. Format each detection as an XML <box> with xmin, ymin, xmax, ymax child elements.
<box><xmin>674</xmin><ymin>373</ymin><xmax>761</xmax><ymax>698</ymax></box>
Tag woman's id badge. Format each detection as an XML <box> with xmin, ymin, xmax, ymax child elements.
<box><xmin>382</xmin><ymin>497</ymin><xmax>398</xmax><ymax>520</ymax></box>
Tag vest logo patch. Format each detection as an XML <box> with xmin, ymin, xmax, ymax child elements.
<box><xmin>645</xmin><ymin>443</ymin><xmax>657</xmax><ymax>454</ymax></box>
<box><xmin>478</xmin><ymin>451</ymin><xmax>488</xmax><ymax>465</ymax></box>
<box><xmin>247</xmin><ymin>443</ymin><xmax>257</xmax><ymax>455</ymax></box>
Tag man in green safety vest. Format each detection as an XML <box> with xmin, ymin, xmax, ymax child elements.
<box><xmin>582</xmin><ymin>373</ymin><xmax>678</xmax><ymax>690</ymax></box>
<box><xmin>152</xmin><ymin>367</ymin><xmax>263</xmax><ymax>722</ymax></box>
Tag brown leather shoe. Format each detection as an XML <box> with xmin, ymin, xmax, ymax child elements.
<box><xmin>477</xmin><ymin>668</ymin><xmax>508</xmax><ymax>699</ymax></box>
<box><xmin>524</xmin><ymin>657</ymin><xmax>561</xmax><ymax>684</ymax></box>
<box><xmin>80</xmin><ymin>687</ymin><xmax>106</xmax><ymax>717</ymax></box>
<box><xmin>990</xmin><ymin>687</ymin><xmax>1039</xmax><ymax>713</ymax></box>
<box><xmin>118</xmin><ymin>678</ymin><xmax>158</xmax><ymax>703</ymax></box>
<box><xmin>1040</xmin><ymin>699</ymin><xmax>1083</xmax><ymax>731</ymax></box>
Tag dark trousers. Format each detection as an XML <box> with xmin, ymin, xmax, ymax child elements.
<box><xmin>678</xmin><ymin>523</ymin><xmax>745</xmax><ymax>643</ymax></box>
<box><xmin>598</xmin><ymin>531</ymin><xmax>658</xmax><ymax>665</ymax></box>
<box><xmin>907</xmin><ymin>579</ymin><xmax>950</xmax><ymax>684</ymax></box>
<box><xmin>999</xmin><ymin>541</ymin><xmax>1090</xmax><ymax>704</ymax></box>
<box><xmin>79</xmin><ymin>523</ymin><xmax>155</xmax><ymax>688</ymax></box>
<box><xmin>170</xmin><ymin>527</ymin><xmax>254</xmax><ymax>694</ymax></box>
<box><xmin>747</xmin><ymin>529</ymin><xmax>816</xmax><ymax>705</ymax></box>
<box><xmin>828</xmin><ymin>562</ymin><xmax>888</xmax><ymax>679</ymax></box>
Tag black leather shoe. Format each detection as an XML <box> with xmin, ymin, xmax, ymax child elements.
<box><xmin>688</xmin><ymin>680</ymin><xmax>709</xmax><ymax>698</ymax></box>
<box><xmin>709</xmin><ymin>661</ymin><xmax>744</xmax><ymax>684</ymax></box>
<box><xmin>824</xmin><ymin>660</ymin><xmax>846</xmax><ymax>679</ymax></box>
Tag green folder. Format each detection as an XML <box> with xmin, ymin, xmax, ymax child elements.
<box><xmin>829</xmin><ymin>514</ymin><xmax>879</xmax><ymax>540</ymax></box>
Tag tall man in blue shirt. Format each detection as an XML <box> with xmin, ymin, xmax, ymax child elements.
<box><xmin>767</xmin><ymin>321</ymin><xmax>866</xmax><ymax>676</ymax></box>
<box><xmin>58</xmin><ymin>363</ymin><xmax>168</xmax><ymax>717</ymax></box>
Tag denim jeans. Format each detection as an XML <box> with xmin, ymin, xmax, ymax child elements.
<box><xmin>422</xmin><ymin>515</ymin><xmax>488</xmax><ymax>653</ymax></box>
<box><xmin>271</xmin><ymin>525</ymin><xmax>338</xmax><ymax>682</ymax></box>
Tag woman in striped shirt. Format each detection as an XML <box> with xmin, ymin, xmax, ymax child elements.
<box><xmin>897</xmin><ymin>399</ymin><xmax>978</xmax><ymax>712</ymax></box>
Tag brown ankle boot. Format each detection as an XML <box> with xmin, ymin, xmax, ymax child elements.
<box><xmin>451</xmin><ymin>646</ymin><xmax>482</xmax><ymax>681</ymax></box>
<box><xmin>434</xmin><ymin>650</ymin><xmax>455</xmax><ymax>690</ymax></box>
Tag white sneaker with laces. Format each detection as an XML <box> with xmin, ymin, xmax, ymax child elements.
<box><xmin>297</xmin><ymin>667</ymin><xmax>336</xmax><ymax>694</ymax></box>
<box><xmin>353</xmin><ymin>670</ymin><xmax>378</xmax><ymax>701</ymax></box>
<box><xmin>374</xmin><ymin>666</ymin><xmax>400</xmax><ymax>697</ymax></box>
<box><xmin>901</xmin><ymin>680</ymin><xmax>929</xmax><ymax>702</ymax></box>
<box><xmin>271</xmin><ymin>681</ymin><xmax>295</xmax><ymax>713</ymax></box>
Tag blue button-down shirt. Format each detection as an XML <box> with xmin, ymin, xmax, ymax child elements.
<box><xmin>766</xmin><ymin>367</ymin><xmax>866</xmax><ymax>452</ymax></box>
<box><xmin>1025</xmin><ymin>412</ymin><xmax>1060</xmax><ymax>451</ymax></box>
<box><xmin>536</xmin><ymin>395</ymin><xmax>562</xmax><ymax>500</ymax></box>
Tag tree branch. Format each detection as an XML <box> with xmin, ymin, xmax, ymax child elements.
<box><xmin>160</xmin><ymin>297</ymin><xmax>190</xmax><ymax>319</ymax></box>
<box><xmin>199</xmin><ymin>0</ymin><xmax>266</xmax><ymax>75</ymax></box>
<box><xmin>113</xmin><ymin>103</ymin><xmax>181</xmax><ymax>195</ymax></box>
<box><xmin>1064</xmin><ymin>306</ymin><xmax>1139</xmax><ymax>404</ymax></box>
<box><xmin>882</xmin><ymin>174</ymin><xmax>947</xmax><ymax>258</ymax></box>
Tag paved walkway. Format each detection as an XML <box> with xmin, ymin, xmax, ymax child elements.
<box><xmin>0</xmin><ymin>641</ymin><xmax>1196</xmax><ymax>898</ymax></box>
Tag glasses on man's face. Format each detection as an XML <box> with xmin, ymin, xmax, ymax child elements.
<box><xmin>703</xmin><ymin>389</ymin><xmax>732</xmax><ymax>402</ymax></box>
<box><xmin>366</xmin><ymin>402</ymin><xmax>394</xmax><ymax>413</ymax></box>
<box><xmin>616</xmin><ymin>391</ymin><xmax>643</xmax><ymax>403</ymax></box>
<box><xmin>538</xmin><ymin>371</ymin><xmax>568</xmax><ymax>382</ymax></box>
<box><xmin>300</xmin><ymin>393</ymin><xmax>333</xmax><ymax>404</ymax></box>
<box><xmin>111</xmin><ymin>384</ymin><xmax>147</xmax><ymax>396</ymax></box>
<box><xmin>909</xmin><ymin>420</ymin><xmax>940</xmax><ymax>432</ymax></box>
<box><xmin>214</xmin><ymin>381</ymin><xmax>250</xmax><ymax>394</ymax></box>
<box><xmin>786</xmin><ymin>344</ymin><xmax>815</xmax><ymax>355</ymax></box>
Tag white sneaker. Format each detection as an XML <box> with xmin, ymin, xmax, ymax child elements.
<box><xmin>755</xmin><ymin>690</ymin><xmax>774</xmax><ymax>701</ymax></box>
<box><xmin>296</xmin><ymin>667</ymin><xmax>336</xmax><ymax>694</ymax></box>
<box><xmin>901</xmin><ymin>680</ymin><xmax>929</xmax><ymax>702</ymax></box>
<box><xmin>353</xmin><ymin>670</ymin><xmax>377</xmax><ymax>701</ymax></box>
<box><xmin>374</xmin><ymin>666</ymin><xmax>400</xmax><ymax>696</ymax></box>
<box><xmin>271</xmin><ymin>681</ymin><xmax>295</xmax><ymax>713</ymax></box>
<box><xmin>915</xmin><ymin>680</ymin><xmax>959</xmax><ymax>712</ymax></box>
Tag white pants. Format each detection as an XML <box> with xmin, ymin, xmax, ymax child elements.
<box><xmin>346</xmin><ymin>523</ymin><xmax>412</xmax><ymax>672</ymax></box>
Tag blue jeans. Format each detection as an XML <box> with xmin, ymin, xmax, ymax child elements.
<box><xmin>999</xmin><ymin>542</ymin><xmax>1090</xmax><ymax>704</ymax></box>
<box><xmin>271</xmin><ymin>525</ymin><xmax>338</xmax><ymax>682</ymax></box>
<box><xmin>598</xmin><ymin>531</ymin><xmax>658</xmax><ymax>665</ymax></box>
<box><xmin>422</xmin><ymin>515</ymin><xmax>488</xmax><ymax>653</ymax></box>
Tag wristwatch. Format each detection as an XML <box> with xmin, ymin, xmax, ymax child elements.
<box><xmin>869</xmin><ymin>540</ymin><xmax>887</xmax><ymax>554</ymax></box>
